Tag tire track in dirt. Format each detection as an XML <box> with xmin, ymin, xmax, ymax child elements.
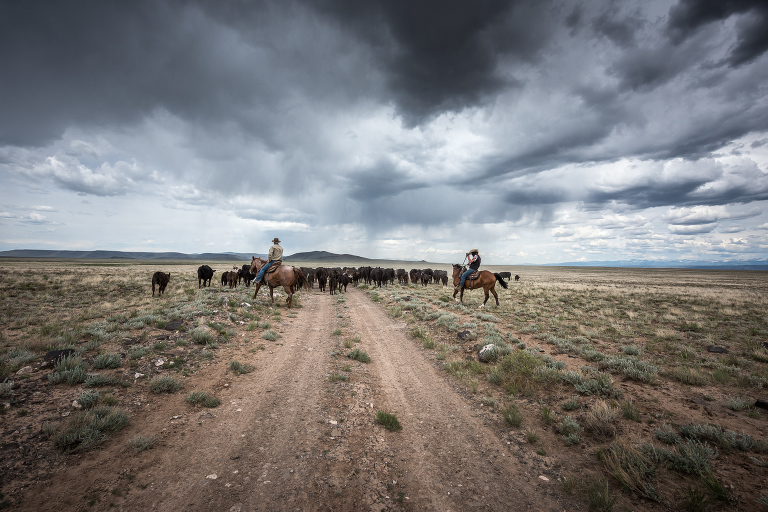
<box><xmin>19</xmin><ymin>289</ymin><xmax>345</xmax><ymax>512</ymax></box>
<box><xmin>347</xmin><ymin>288</ymin><xmax>565</xmax><ymax>511</ymax></box>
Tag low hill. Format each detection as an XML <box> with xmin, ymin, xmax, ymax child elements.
<box><xmin>0</xmin><ymin>249</ymin><xmax>253</xmax><ymax>261</ymax></box>
<box><xmin>283</xmin><ymin>251</ymin><xmax>374</xmax><ymax>263</ymax></box>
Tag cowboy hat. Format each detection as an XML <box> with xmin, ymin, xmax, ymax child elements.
<box><xmin>468</xmin><ymin>248</ymin><xmax>479</xmax><ymax>254</ymax></box>
<box><xmin>272</xmin><ymin>237</ymin><xmax>281</xmax><ymax>244</ymax></box>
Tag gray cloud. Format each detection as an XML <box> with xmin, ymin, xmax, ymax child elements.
<box><xmin>0</xmin><ymin>0</ymin><xmax>767</xmax><ymax>263</ymax></box>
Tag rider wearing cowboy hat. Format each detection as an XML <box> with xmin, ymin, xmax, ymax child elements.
<box><xmin>254</xmin><ymin>237</ymin><xmax>283</xmax><ymax>284</ymax></box>
<box><xmin>456</xmin><ymin>248</ymin><xmax>480</xmax><ymax>295</ymax></box>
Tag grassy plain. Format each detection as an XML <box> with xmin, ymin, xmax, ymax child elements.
<box><xmin>1</xmin><ymin>259</ymin><xmax>767</xmax><ymax>510</ymax></box>
<box><xmin>370</xmin><ymin>265</ymin><xmax>768</xmax><ymax>510</ymax></box>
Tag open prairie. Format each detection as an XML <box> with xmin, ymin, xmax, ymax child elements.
<box><xmin>1</xmin><ymin>260</ymin><xmax>767</xmax><ymax>511</ymax></box>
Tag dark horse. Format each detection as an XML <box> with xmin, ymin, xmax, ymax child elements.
<box><xmin>452</xmin><ymin>264</ymin><xmax>508</xmax><ymax>307</ymax></box>
<box><xmin>249</xmin><ymin>257</ymin><xmax>309</xmax><ymax>309</ymax></box>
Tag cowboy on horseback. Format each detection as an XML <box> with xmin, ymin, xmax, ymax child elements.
<box><xmin>253</xmin><ymin>237</ymin><xmax>283</xmax><ymax>284</ymax></box>
<box><xmin>456</xmin><ymin>249</ymin><xmax>481</xmax><ymax>296</ymax></box>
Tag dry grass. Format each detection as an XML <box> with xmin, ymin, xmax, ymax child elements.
<box><xmin>369</xmin><ymin>264</ymin><xmax>768</xmax><ymax>509</ymax></box>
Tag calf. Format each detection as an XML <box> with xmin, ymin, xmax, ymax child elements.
<box><xmin>152</xmin><ymin>271</ymin><xmax>170</xmax><ymax>296</ymax></box>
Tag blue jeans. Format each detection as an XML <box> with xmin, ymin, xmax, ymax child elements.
<box><xmin>254</xmin><ymin>261</ymin><xmax>275</xmax><ymax>283</ymax></box>
<box><xmin>459</xmin><ymin>268</ymin><xmax>476</xmax><ymax>289</ymax></box>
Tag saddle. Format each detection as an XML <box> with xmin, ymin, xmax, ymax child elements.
<box><xmin>266</xmin><ymin>261</ymin><xmax>282</xmax><ymax>274</ymax></box>
<box><xmin>467</xmin><ymin>270</ymin><xmax>481</xmax><ymax>281</ymax></box>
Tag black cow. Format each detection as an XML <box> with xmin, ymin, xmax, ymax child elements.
<box><xmin>239</xmin><ymin>265</ymin><xmax>254</xmax><ymax>287</ymax></box>
<box><xmin>316</xmin><ymin>267</ymin><xmax>328</xmax><ymax>292</ymax></box>
<box><xmin>329</xmin><ymin>269</ymin><xmax>339</xmax><ymax>295</ymax></box>
<box><xmin>152</xmin><ymin>271</ymin><xmax>170</xmax><ymax>296</ymax></box>
<box><xmin>198</xmin><ymin>265</ymin><xmax>215</xmax><ymax>288</ymax></box>
<box><xmin>409</xmin><ymin>269</ymin><xmax>421</xmax><ymax>285</ymax></box>
<box><xmin>338</xmin><ymin>273</ymin><xmax>351</xmax><ymax>292</ymax></box>
<box><xmin>396</xmin><ymin>269</ymin><xmax>409</xmax><ymax>285</ymax></box>
<box><xmin>497</xmin><ymin>271</ymin><xmax>512</xmax><ymax>281</ymax></box>
<box><xmin>515</xmin><ymin>274</ymin><xmax>520</xmax><ymax>281</ymax></box>
<box><xmin>433</xmin><ymin>269</ymin><xmax>448</xmax><ymax>286</ymax></box>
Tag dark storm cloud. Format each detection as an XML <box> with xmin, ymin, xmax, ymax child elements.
<box><xmin>666</xmin><ymin>0</ymin><xmax>768</xmax><ymax>66</ymax></box>
<box><xmin>307</xmin><ymin>0</ymin><xmax>556</xmax><ymax>126</ymax></box>
<box><xmin>347</xmin><ymin>161</ymin><xmax>426</xmax><ymax>201</ymax></box>
<box><xmin>591</xmin><ymin>5</ymin><xmax>643</xmax><ymax>48</ymax></box>
<box><xmin>0</xmin><ymin>0</ymin><xmax>369</xmax><ymax>149</ymax></box>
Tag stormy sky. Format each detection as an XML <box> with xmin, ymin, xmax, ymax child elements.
<box><xmin>1</xmin><ymin>0</ymin><xmax>767</xmax><ymax>264</ymax></box>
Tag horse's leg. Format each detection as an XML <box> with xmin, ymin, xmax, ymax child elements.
<box><xmin>491</xmin><ymin>284</ymin><xmax>499</xmax><ymax>305</ymax></box>
<box><xmin>252</xmin><ymin>282</ymin><xmax>262</xmax><ymax>299</ymax></box>
<box><xmin>480</xmin><ymin>286</ymin><xmax>489</xmax><ymax>308</ymax></box>
<box><xmin>269</xmin><ymin>285</ymin><xmax>274</xmax><ymax>304</ymax></box>
<box><xmin>283</xmin><ymin>284</ymin><xmax>293</xmax><ymax>308</ymax></box>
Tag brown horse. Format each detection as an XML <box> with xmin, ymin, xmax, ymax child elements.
<box><xmin>452</xmin><ymin>264</ymin><xmax>508</xmax><ymax>307</ymax></box>
<box><xmin>249</xmin><ymin>257</ymin><xmax>309</xmax><ymax>309</ymax></box>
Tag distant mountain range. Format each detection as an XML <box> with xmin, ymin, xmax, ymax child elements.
<box><xmin>0</xmin><ymin>249</ymin><xmax>766</xmax><ymax>270</ymax></box>
<box><xmin>0</xmin><ymin>249</ymin><xmax>375</xmax><ymax>264</ymax></box>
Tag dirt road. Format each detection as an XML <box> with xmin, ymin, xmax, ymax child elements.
<box><xmin>18</xmin><ymin>287</ymin><xmax>566</xmax><ymax>511</ymax></box>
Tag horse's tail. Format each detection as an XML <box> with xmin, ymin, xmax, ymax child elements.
<box><xmin>494</xmin><ymin>273</ymin><xmax>509</xmax><ymax>289</ymax></box>
<box><xmin>295</xmin><ymin>268</ymin><xmax>310</xmax><ymax>292</ymax></box>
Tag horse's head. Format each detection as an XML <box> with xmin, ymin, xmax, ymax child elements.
<box><xmin>452</xmin><ymin>264</ymin><xmax>465</xmax><ymax>276</ymax></box>
<box><xmin>250</xmin><ymin>256</ymin><xmax>266</xmax><ymax>274</ymax></box>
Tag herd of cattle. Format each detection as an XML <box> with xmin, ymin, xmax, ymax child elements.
<box><xmin>151</xmin><ymin>264</ymin><xmax>520</xmax><ymax>296</ymax></box>
<box><xmin>176</xmin><ymin>264</ymin><xmax>519</xmax><ymax>295</ymax></box>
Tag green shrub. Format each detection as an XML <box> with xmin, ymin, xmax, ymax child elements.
<box><xmin>348</xmin><ymin>349</ymin><xmax>371</xmax><ymax>363</ymax></box>
<box><xmin>186</xmin><ymin>391</ymin><xmax>221</xmax><ymax>408</ymax></box>
<box><xmin>375</xmin><ymin>411</ymin><xmax>402</xmax><ymax>432</ymax></box>
<box><xmin>229</xmin><ymin>360</ymin><xmax>255</xmax><ymax>375</ymax></box>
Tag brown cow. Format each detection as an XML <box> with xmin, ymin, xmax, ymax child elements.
<box><xmin>152</xmin><ymin>271</ymin><xmax>170</xmax><ymax>296</ymax></box>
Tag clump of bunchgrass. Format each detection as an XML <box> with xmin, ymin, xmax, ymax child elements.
<box><xmin>558</xmin><ymin>415</ymin><xmax>583</xmax><ymax>445</ymax></box>
<box><xmin>561</xmin><ymin>396</ymin><xmax>581</xmax><ymax>411</ymax></box>
<box><xmin>585</xmin><ymin>476</ymin><xmax>617</xmax><ymax>512</ymax></box>
<box><xmin>149</xmin><ymin>375</ymin><xmax>183</xmax><ymax>394</ymax></box>
<box><xmin>620</xmin><ymin>400</ymin><xmax>641</xmax><ymax>422</ymax></box>
<box><xmin>583</xmin><ymin>400</ymin><xmax>618</xmax><ymax>439</ymax></box>
<box><xmin>92</xmin><ymin>352</ymin><xmax>123</xmax><ymax>369</ymax></box>
<box><xmin>77</xmin><ymin>390</ymin><xmax>100</xmax><ymax>409</ymax></box>
<box><xmin>128</xmin><ymin>346</ymin><xmax>149</xmax><ymax>359</ymax></box>
<box><xmin>52</xmin><ymin>406</ymin><xmax>129</xmax><ymax>452</ymax></box>
<box><xmin>191</xmin><ymin>326</ymin><xmax>215</xmax><ymax>345</ymax></box>
<box><xmin>600</xmin><ymin>439</ymin><xmax>660</xmax><ymax>502</ymax></box>
<box><xmin>0</xmin><ymin>379</ymin><xmax>13</xmax><ymax>398</ymax></box>
<box><xmin>129</xmin><ymin>434</ymin><xmax>157</xmax><ymax>452</ymax></box>
<box><xmin>328</xmin><ymin>373</ymin><xmax>349</xmax><ymax>382</ymax></box>
<box><xmin>262</xmin><ymin>330</ymin><xmax>279</xmax><ymax>341</ymax></box>
<box><xmin>84</xmin><ymin>374</ymin><xmax>129</xmax><ymax>388</ymax></box>
<box><xmin>502</xmin><ymin>404</ymin><xmax>523</xmax><ymax>427</ymax></box>
<box><xmin>229</xmin><ymin>360</ymin><xmax>255</xmax><ymax>375</ymax></box>
<box><xmin>724</xmin><ymin>395</ymin><xmax>751</xmax><ymax>412</ymax></box>
<box><xmin>186</xmin><ymin>391</ymin><xmax>221</xmax><ymax>408</ymax></box>
<box><xmin>347</xmin><ymin>348</ymin><xmax>371</xmax><ymax>363</ymax></box>
<box><xmin>375</xmin><ymin>411</ymin><xmax>402</xmax><ymax>432</ymax></box>
<box><xmin>48</xmin><ymin>354</ymin><xmax>88</xmax><ymax>385</ymax></box>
